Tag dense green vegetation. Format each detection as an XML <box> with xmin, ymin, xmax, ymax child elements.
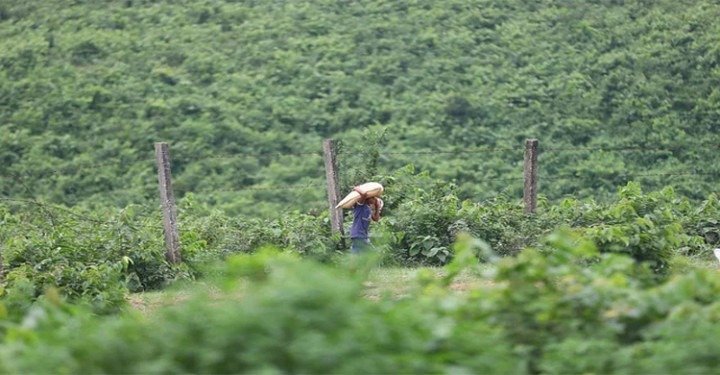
<box><xmin>2</xmin><ymin>1</ymin><xmax>720</xmax><ymax>371</ymax></box>
<box><xmin>2</xmin><ymin>238</ymin><xmax>720</xmax><ymax>373</ymax></box>
<box><xmin>1</xmin><ymin>182</ymin><xmax>718</xmax><ymax>313</ymax></box>
<box><xmin>1</xmin><ymin>0</ymin><xmax>719</xmax><ymax>215</ymax></box>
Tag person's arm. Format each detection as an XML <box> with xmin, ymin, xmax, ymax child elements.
<box><xmin>371</xmin><ymin>198</ymin><xmax>382</xmax><ymax>221</ymax></box>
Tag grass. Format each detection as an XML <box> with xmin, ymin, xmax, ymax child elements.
<box><xmin>126</xmin><ymin>265</ymin><xmax>495</xmax><ymax>314</ymax></box>
<box><xmin>126</xmin><ymin>287</ymin><xmax>192</xmax><ymax>315</ymax></box>
<box><xmin>126</xmin><ymin>255</ymin><xmax>718</xmax><ymax>315</ymax></box>
<box><xmin>363</xmin><ymin>266</ymin><xmax>494</xmax><ymax>300</ymax></box>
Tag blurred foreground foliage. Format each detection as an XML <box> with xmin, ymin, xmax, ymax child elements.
<box><xmin>1</xmin><ymin>234</ymin><xmax>720</xmax><ymax>373</ymax></box>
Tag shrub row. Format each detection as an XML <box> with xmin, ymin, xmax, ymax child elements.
<box><xmin>1</xmin><ymin>236</ymin><xmax>720</xmax><ymax>373</ymax></box>
<box><xmin>1</xmin><ymin>182</ymin><xmax>718</xmax><ymax>313</ymax></box>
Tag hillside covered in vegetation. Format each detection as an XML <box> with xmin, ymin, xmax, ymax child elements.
<box><xmin>3</xmin><ymin>2</ymin><xmax>720</xmax><ymax>370</ymax></box>
<box><xmin>1</xmin><ymin>0</ymin><xmax>719</xmax><ymax>215</ymax></box>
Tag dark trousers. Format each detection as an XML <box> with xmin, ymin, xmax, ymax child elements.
<box><xmin>350</xmin><ymin>238</ymin><xmax>371</xmax><ymax>254</ymax></box>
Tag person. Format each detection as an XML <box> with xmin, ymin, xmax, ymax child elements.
<box><xmin>349</xmin><ymin>194</ymin><xmax>383</xmax><ymax>254</ymax></box>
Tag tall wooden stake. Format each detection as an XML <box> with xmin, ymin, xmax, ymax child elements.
<box><xmin>524</xmin><ymin>139</ymin><xmax>539</xmax><ymax>215</ymax></box>
<box><xmin>155</xmin><ymin>142</ymin><xmax>182</xmax><ymax>263</ymax></box>
<box><xmin>323</xmin><ymin>139</ymin><xmax>345</xmax><ymax>247</ymax></box>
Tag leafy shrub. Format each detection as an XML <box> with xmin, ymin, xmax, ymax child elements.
<box><xmin>0</xmin><ymin>203</ymin><xmax>179</xmax><ymax>312</ymax></box>
<box><xmin>178</xmin><ymin>196</ymin><xmax>336</xmax><ymax>262</ymax></box>
<box><xmin>378</xmin><ymin>166</ymin><xmax>550</xmax><ymax>264</ymax></box>
<box><xmin>462</xmin><ymin>229</ymin><xmax>720</xmax><ymax>373</ymax></box>
<box><xmin>2</xmin><ymin>232</ymin><xmax>720</xmax><ymax>373</ymax></box>
<box><xmin>70</xmin><ymin>41</ymin><xmax>106</xmax><ymax>65</ymax></box>
<box><xmin>682</xmin><ymin>193</ymin><xmax>720</xmax><ymax>249</ymax></box>
<box><xmin>0</xmin><ymin>249</ymin><xmax>521</xmax><ymax>374</ymax></box>
<box><xmin>2</xmin><ymin>183</ymin><xmax>717</xmax><ymax>318</ymax></box>
<box><xmin>561</xmin><ymin>184</ymin><xmax>711</xmax><ymax>275</ymax></box>
<box><xmin>385</xmin><ymin>187</ymin><xmax>462</xmax><ymax>265</ymax></box>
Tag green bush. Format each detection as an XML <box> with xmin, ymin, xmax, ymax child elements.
<box><xmin>0</xmin><ymin>203</ymin><xmax>177</xmax><ymax>313</ymax></box>
<box><xmin>543</xmin><ymin>183</ymin><xmax>717</xmax><ymax>276</ymax></box>
<box><xmin>177</xmin><ymin>194</ymin><xmax>337</xmax><ymax>261</ymax></box>
<box><xmin>463</xmin><ymin>229</ymin><xmax>720</xmax><ymax>373</ymax></box>
<box><xmin>2</xmin><ymin>232</ymin><xmax>720</xmax><ymax>373</ymax></box>
<box><xmin>2</xmin><ymin>184</ymin><xmax>717</xmax><ymax>317</ymax></box>
<box><xmin>0</xmin><ymin>249</ymin><xmax>521</xmax><ymax>374</ymax></box>
<box><xmin>378</xmin><ymin>166</ymin><xmax>547</xmax><ymax>265</ymax></box>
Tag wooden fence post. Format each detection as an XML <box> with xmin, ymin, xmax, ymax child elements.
<box><xmin>323</xmin><ymin>139</ymin><xmax>345</xmax><ymax>247</ymax></box>
<box><xmin>524</xmin><ymin>139</ymin><xmax>539</xmax><ymax>215</ymax></box>
<box><xmin>154</xmin><ymin>142</ymin><xmax>182</xmax><ymax>264</ymax></box>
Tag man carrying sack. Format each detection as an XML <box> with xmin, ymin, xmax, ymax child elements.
<box><xmin>335</xmin><ymin>182</ymin><xmax>384</xmax><ymax>254</ymax></box>
<box><xmin>349</xmin><ymin>192</ymin><xmax>383</xmax><ymax>254</ymax></box>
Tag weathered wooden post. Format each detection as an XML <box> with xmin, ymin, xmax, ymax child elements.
<box><xmin>323</xmin><ymin>139</ymin><xmax>345</xmax><ymax>247</ymax></box>
<box><xmin>154</xmin><ymin>142</ymin><xmax>182</xmax><ymax>264</ymax></box>
<box><xmin>523</xmin><ymin>139</ymin><xmax>539</xmax><ymax>215</ymax></box>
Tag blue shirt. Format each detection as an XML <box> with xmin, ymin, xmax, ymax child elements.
<box><xmin>350</xmin><ymin>203</ymin><xmax>371</xmax><ymax>239</ymax></box>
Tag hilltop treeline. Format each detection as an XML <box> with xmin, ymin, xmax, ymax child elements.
<box><xmin>1</xmin><ymin>0</ymin><xmax>719</xmax><ymax>215</ymax></box>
